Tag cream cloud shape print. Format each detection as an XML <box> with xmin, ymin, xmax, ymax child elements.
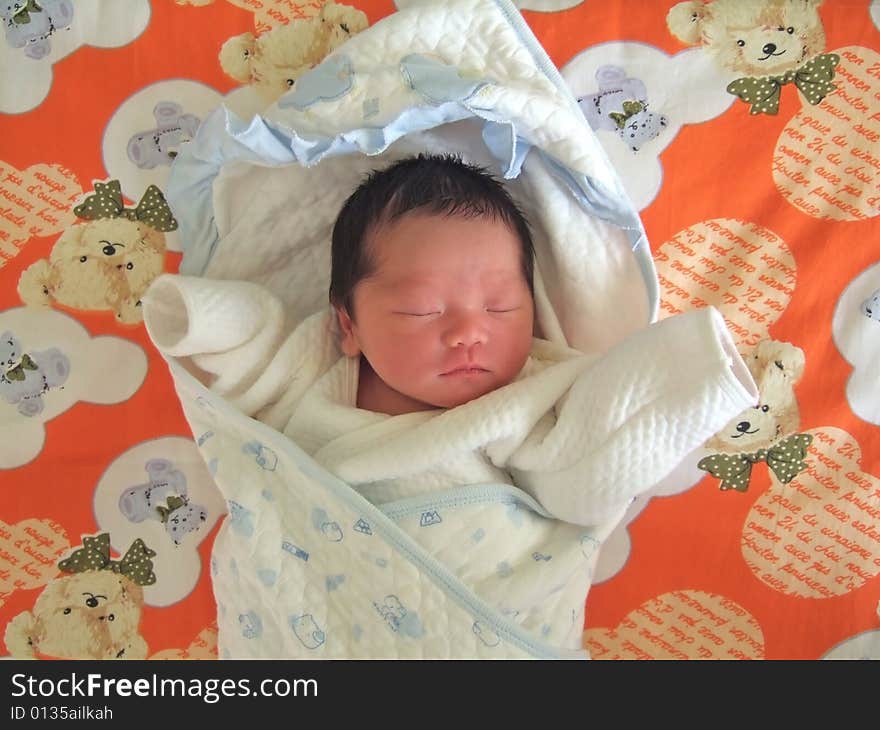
<box><xmin>0</xmin><ymin>0</ymin><xmax>150</xmax><ymax>114</ymax></box>
<box><xmin>102</xmin><ymin>79</ymin><xmax>223</xmax><ymax>252</ymax></box>
<box><xmin>0</xmin><ymin>307</ymin><xmax>147</xmax><ymax>469</ymax></box>
<box><xmin>93</xmin><ymin>436</ymin><xmax>227</xmax><ymax>607</ymax></box>
<box><xmin>562</xmin><ymin>42</ymin><xmax>737</xmax><ymax>210</ymax></box>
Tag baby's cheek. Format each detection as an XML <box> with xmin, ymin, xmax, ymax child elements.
<box><xmin>504</xmin><ymin>319</ymin><xmax>535</xmax><ymax>358</ymax></box>
<box><xmin>375</xmin><ymin>329</ymin><xmax>432</xmax><ymax>374</ymax></box>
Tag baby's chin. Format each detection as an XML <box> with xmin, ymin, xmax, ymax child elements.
<box><xmin>425</xmin><ymin>375</ymin><xmax>514</xmax><ymax>409</ymax></box>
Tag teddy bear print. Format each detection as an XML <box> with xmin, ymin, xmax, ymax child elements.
<box><xmin>127</xmin><ymin>101</ymin><xmax>201</xmax><ymax>170</ymax></box>
<box><xmin>610</xmin><ymin>100</ymin><xmax>668</xmax><ymax>152</ymax></box>
<box><xmin>577</xmin><ymin>65</ymin><xmax>668</xmax><ymax>151</ymax></box>
<box><xmin>17</xmin><ymin>180</ymin><xmax>175</xmax><ymax>324</ymax></box>
<box><xmin>3</xmin><ymin>533</ymin><xmax>155</xmax><ymax>659</ymax></box>
<box><xmin>218</xmin><ymin>1</ymin><xmax>368</xmax><ymax>106</ymax></box>
<box><xmin>1</xmin><ymin>0</ymin><xmax>72</xmax><ymax>60</ymax></box>
<box><xmin>118</xmin><ymin>459</ymin><xmax>208</xmax><ymax>545</ymax></box>
<box><xmin>0</xmin><ymin>329</ymin><xmax>69</xmax><ymax>416</ymax></box>
<box><xmin>157</xmin><ymin>495</ymin><xmax>208</xmax><ymax>545</ymax></box>
<box><xmin>118</xmin><ymin>458</ymin><xmax>187</xmax><ymax>523</ymax></box>
<box><xmin>666</xmin><ymin>0</ymin><xmax>839</xmax><ymax>115</ymax></box>
<box><xmin>698</xmin><ymin>339</ymin><xmax>812</xmax><ymax>492</ymax></box>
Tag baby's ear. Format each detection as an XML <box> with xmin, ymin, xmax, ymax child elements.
<box><xmin>335</xmin><ymin>306</ymin><xmax>361</xmax><ymax>358</ymax></box>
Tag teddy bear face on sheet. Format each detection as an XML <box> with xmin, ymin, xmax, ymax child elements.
<box><xmin>16</xmin><ymin>181</ymin><xmax>174</xmax><ymax>324</ymax></box>
<box><xmin>4</xmin><ymin>570</ymin><xmax>148</xmax><ymax>659</ymax></box>
<box><xmin>17</xmin><ymin>217</ymin><xmax>166</xmax><ymax>323</ymax></box>
<box><xmin>699</xmin><ymin>339</ymin><xmax>812</xmax><ymax>492</ymax></box>
<box><xmin>3</xmin><ymin>534</ymin><xmax>155</xmax><ymax>659</ymax></box>
<box><xmin>706</xmin><ymin>339</ymin><xmax>804</xmax><ymax>454</ymax></box>
<box><xmin>218</xmin><ymin>1</ymin><xmax>368</xmax><ymax>105</ymax></box>
<box><xmin>667</xmin><ymin>0</ymin><xmax>826</xmax><ymax>76</ymax></box>
<box><xmin>666</xmin><ymin>0</ymin><xmax>838</xmax><ymax>115</ymax></box>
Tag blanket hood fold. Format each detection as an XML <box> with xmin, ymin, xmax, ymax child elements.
<box><xmin>168</xmin><ymin>0</ymin><xmax>658</xmax><ymax>355</ymax></box>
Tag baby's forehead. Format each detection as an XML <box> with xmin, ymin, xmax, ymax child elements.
<box><xmin>367</xmin><ymin>269</ymin><xmax>526</xmax><ymax>299</ymax></box>
<box><xmin>369</xmin><ymin>210</ymin><xmax>522</xmax><ymax>254</ymax></box>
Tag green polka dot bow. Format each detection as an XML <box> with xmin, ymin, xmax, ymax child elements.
<box><xmin>58</xmin><ymin>533</ymin><xmax>157</xmax><ymax>586</ymax></box>
<box><xmin>73</xmin><ymin>179</ymin><xmax>178</xmax><ymax>232</ymax></box>
<box><xmin>726</xmin><ymin>53</ymin><xmax>839</xmax><ymax>115</ymax></box>
<box><xmin>609</xmin><ymin>100</ymin><xmax>646</xmax><ymax>129</ymax></box>
<box><xmin>698</xmin><ymin>433</ymin><xmax>813</xmax><ymax>492</ymax></box>
<box><xmin>156</xmin><ymin>495</ymin><xmax>186</xmax><ymax>523</ymax></box>
<box><xmin>3</xmin><ymin>353</ymin><xmax>37</xmax><ymax>382</ymax></box>
<box><xmin>12</xmin><ymin>0</ymin><xmax>41</xmax><ymax>25</ymax></box>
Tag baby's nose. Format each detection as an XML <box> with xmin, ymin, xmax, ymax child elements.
<box><xmin>442</xmin><ymin>312</ymin><xmax>488</xmax><ymax>348</ymax></box>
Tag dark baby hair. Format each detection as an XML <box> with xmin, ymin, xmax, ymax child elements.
<box><xmin>329</xmin><ymin>153</ymin><xmax>535</xmax><ymax>315</ymax></box>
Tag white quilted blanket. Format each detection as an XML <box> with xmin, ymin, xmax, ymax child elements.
<box><xmin>148</xmin><ymin>0</ymin><xmax>757</xmax><ymax>658</ymax></box>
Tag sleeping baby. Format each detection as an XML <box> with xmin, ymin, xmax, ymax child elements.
<box><xmin>143</xmin><ymin>153</ymin><xmax>758</xmax><ymax>652</ymax></box>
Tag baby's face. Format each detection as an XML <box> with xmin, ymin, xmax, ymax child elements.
<box><xmin>338</xmin><ymin>212</ymin><xmax>535</xmax><ymax>411</ymax></box>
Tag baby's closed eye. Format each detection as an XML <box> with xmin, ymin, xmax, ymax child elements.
<box><xmin>392</xmin><ymin>305</ymin><xmax>520</xmax><ymax>316</ymax></box>
<box><xmin>392</xmin><ymin>309</ymin><xmax>441</xmax><ymax>317</ymax></box>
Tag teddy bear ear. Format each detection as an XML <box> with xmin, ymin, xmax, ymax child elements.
<box><xmin>666</xmin><ymin>1</ymin><xmax>708</xmax><ymax>45</ymax></box>
<box><xmin>17</xmin><ymin>259</ymin><xmax>52</xmax><ymax>307</ymax></box>
<box><xmin>776</xmin><ymin>343</ymin><xmax>806</xmax><ymax>382</ymax></box>
<box><xmin>4</xmin><ymin>610</ymin><xmax>37</xmax><ymax>658</ymax></box>
<box><xmin>219</xmin><ymin>33</ymin><xmax>257</xmax><ymax>82</ymax></box>
<box><xmin>754</xmin><ymin>339</ymin><xmax>806</xmax><ymax>382</ymax></box>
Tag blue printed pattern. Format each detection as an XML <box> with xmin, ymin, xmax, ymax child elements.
<box><xmin>207</xmin><ymin>420</ymin><xmax>599</xmax><ymax>656</ymax></box>
<box><xmin>353</xmin><ymin>518</ymin><xmax>372</xmax><ymax>535</ymax></box>
<box><xmin>290</xmin><ymin>614</ymin><xmax>325</xmax><ymax>649</ymax></box>
<box><xmin>312</xmin><ymin>508</ymin><xmax>344</xmax><ymax>542</ymax></box>
<box><xmin>374</xmin><ymin>595</ymin><xmax>424</xmax><ymax>638</ymax></box>
<box><xmin>281</xmin><ymin>540</ymin><xmax>309</xmax><ymax>561</ymax></box>
<box><xmin>242</xmin><ymin>441</ymin><xmax>278</xmax><ymax>471</ymax></box>
<box><xmin>239</xmin><ymin>611</ymin><xmax>263</xmax><ymax>639</ymax></box>
<box><xmin>400</xmin><ymin>53</ymin><xmax>491</xmax><ymax>105</ymax></box>
<box><xmin>280</xmin><ymin>54</ymin><xmax>355</xmax><ymax>110</ymax></box>
<box><xmin>228</xmin><ymin>501</ymin><xmax>255</xmax><ymax>538</ymax></box>
<box><xmin>419</xmin><ymin>510</ymin><xmax>442</xmax><ymax>527</ymax></box>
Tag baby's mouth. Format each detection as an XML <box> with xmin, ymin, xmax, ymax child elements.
<box><xmin>441</xmin><ymin>365</ymin><xmax>489</xmax><ymax>376</ymax></box>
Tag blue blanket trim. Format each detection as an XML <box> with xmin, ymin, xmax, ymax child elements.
<box><xmin>378</xmin><ymin>482</ymin><xmax>555</xmax><ymax>521</ymax></box>
<box><xmin>165</xmin><ymin>357</ymin><xmax>587</xmax><ymax>659</ymax></box>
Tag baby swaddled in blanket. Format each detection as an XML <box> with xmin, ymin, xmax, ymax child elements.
<box><xmin>143</xmin><ymin>154</ymin><xmax>758</xmax><ymax>657</ymax></box>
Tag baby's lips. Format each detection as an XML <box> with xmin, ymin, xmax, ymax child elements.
<box><xmin>439</xmin><ymin>361</ymin><xmax>490</xmax><ymax>375</ymax></box>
